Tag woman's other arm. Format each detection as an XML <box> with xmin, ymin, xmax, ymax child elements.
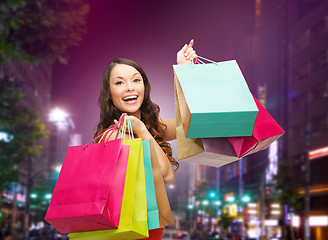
<box><xmin>160</xmin><ymin>40</ymin><xmax>198</xmax><ymax>141</ymax></box>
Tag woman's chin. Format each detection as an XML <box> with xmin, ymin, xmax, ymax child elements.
<box><xmin>121</xmin><ymin>109</ymin><xmax>141</xmax><ymax>118</ymax></box>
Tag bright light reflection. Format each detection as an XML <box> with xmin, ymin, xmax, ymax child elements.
<box><xmin>265</xmin><ymin>219</ymin><xmax>278</xmax><ymax>226</ymax></box>
<box><xmin>55</xmin><ymin>165</ymin><xmax>62</xmax><ymax>172</ymax></box>
<box><xmin>248</xmin><ymin>210</ymin><xmax>257</xmax><ymax>214</ymax></box>
<box><xmin>242</xmin><ymin>196</ymin><xmax>250</xmax><ymax>202</ymax></box>
<box><xmin>227</xmin><ymin>196</ymin><xmax>235</xmax><ymax>202</ymax></box>
<box><xmin>49</xmin><ymin>108</ymin><xmax>69</xmax><ymax>123</ymax></box>
<box><xmin>309</xmin><ymin>216</ymin><xmax>328</xmax><ymax>226</ymax></box>
<box><xmin>0</xmin><ymin>131</ymin><xmax>13</xmax><ymax>142</ymax></box>
<box><xmin>271</xmin><ymin>210</ymin><xmax>280</xmax><ymax>215</ymax></box>
<box><xmin>30</xmin><ymin>193</ymin><xmax>37</xmax><ymax>199</ymax></box>
<box><xmin>215</xmin><ymin>201</ymin><xmax>221</xmax><ymax>206</ymax></box>
<box><xmin>292</xmin><ymin>215</ymin><xmax>300</xmax><ymax>228</ymax></box>
<box><xmin>168</xmin><ymin>184</ymin><xmax>175</xmax><ymax>189</ymax></box>
<box><xmin>45</xmin><ymin>194</ymin><xmax>52</xmax><ymax>199</ymax></box>
<box><xmin>202</xmin><ymin>200</ymin><xmax>209</xmax><ymax>206</ymax></box>
<box><xmin>248</xmin><ymin>203</ymin><xmax>257</xmax><ymax>208</ymax></box>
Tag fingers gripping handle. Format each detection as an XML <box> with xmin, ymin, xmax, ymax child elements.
<box><xmin>193</xmin><ymin>55</ymin><xmax>218</xmax><ymax>66</ymax></box>
<box><xmin>84</xmin><ymin>114</ymin><xmax>127</xmax><ymax>148</ymax></box>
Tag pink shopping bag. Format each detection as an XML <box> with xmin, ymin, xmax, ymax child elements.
<box><xmin>45</xmin><ymin>127</ymin><xmax>129</xmax><ymax>233</ymax></box>
<box><xmin>227</xmin><ymin>96</ymin><xmax>285</xmax><ymax>158</ymax></box>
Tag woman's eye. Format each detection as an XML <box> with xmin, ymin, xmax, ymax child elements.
<box><xmin>115</xmin><ymin>81</ymin><xmax>123</xmax><ymax>85</ymax></box>
<box><xmin>133</xmin><ymin>78</ymin><xmax>141</xmax><ymax>82</ymax></box>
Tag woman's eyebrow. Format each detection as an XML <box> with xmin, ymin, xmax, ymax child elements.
<box><xmin>112</xmin><ymin>72</ymin><xmax>140</xmax><ymax>80</ymax></box>
<box><xmin>112</xmin><ymin>76</ymin><xmax>124</xmax><ymax>80</ymax></box>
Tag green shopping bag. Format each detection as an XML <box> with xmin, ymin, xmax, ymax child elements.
<box><xmin>173</xmin><ymin>57</ymin><xmax>258</xmax><ymax>138</ymax></box>
<box><xmin>70</xmin><ymin>133</ymin><xmax>148</xmax><ymax>239</ymax></box>
<box><xmin>142</xmin><ymin>140</ymin><xmax>160</xmax><ymax>230</ymax></box>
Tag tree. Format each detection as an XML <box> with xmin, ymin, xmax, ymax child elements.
<box><xmin>0</xmin><ymin>0</ymin><xmax>89</xmax><ymax>194</ymax></box>
<box><xmin>274</xmin><ymin>161</ymin><xmax>302</xmax><ymax>240</ymax></box>
<box><xmin>0</xmin><ymin>1</ymin><xmax>89</xmax><ymax>237</ymax></box>
<box><xmin>0</xmin><ymin>80</ymin><xmax>49</xmax><ymax>194</ymax></box>
<box><xmin>0</xmin><ymin>0</ymin><xmax>89</xmax><ymax>64</ymax></box>
<box><xmin>0</xmin><ymin>80</ymin><xmax>49</xmax><ymax>239</ymax></box>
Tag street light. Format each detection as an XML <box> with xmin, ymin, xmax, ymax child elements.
<box><xmin>30</xmin><ymin>193</ymin><xmax>37</xmax><ymax>199</ymax></box>
<box><xmin>227</xmin><ymin>196</ymin><xmax>235</xmax><ymax>202</ymax></box>
<box><xmin>242</xmin><ymin>195</ymin><xmax>251</xmax><ymax>203</ymax></box>
<box><xmin>208</xmin><ymin>190</ymin><xmax>217</xmax><ymax>199</ymax></box>
<box><xmin>202</xmin><ymin>200</ymin><xmax>209</xmax><ymax>206</ymax></box>
<box><xmin>55</xmin><ymin>165</ymin><xmax>62</xmax><ymax>173</ymax></box>
<box><xmin>214</xmin><ymin>201</ymin><xmax>221</xmax><ymax>206</ymax></box>
<box><xmin>44</xmin><ymin>194</ymin><xmax>52</xmax><ymax>200</ymax></box>
<box><xmin>49</xmin><ymin>108</ymin><xmax>69</xmax><ymax>124</ymax></box>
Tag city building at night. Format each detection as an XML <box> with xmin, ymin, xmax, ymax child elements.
<box><xmin>197</xmin><ymin>1</ymin><xmax>328</xmax><ymax>239</ymax></box>
<box><xmin>216</xmin><ymin>1</ymin><xmax>328</xmax><ymax>240</ymax></box>
<box><xmin>288</xmin><ymin>0</ymin><xmax>328</xmax><ymax>238</ymax></box>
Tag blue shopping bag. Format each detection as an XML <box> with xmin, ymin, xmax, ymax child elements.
<box><xmin>142</xmin><ymin>139</ymin><xmax>160</xmax><ymax>230</ymax></box>
<box><xmin>173</xmin><ymin>57</ymin><xmax>258</xmax><ymax>138</ymax></box>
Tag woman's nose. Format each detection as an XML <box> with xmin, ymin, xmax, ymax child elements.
<box><xmin>126</xmin><ymin>81</ymin><xmax>134</xmax><ymax>91</ymax></box>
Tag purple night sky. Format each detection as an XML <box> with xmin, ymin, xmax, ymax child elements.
<box><xmin>52</xmin><ymin>0</ymin><xmax>254</xmax><ymax>150</ymax></box>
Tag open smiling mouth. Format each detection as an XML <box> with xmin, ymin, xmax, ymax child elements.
<box><xmin>122</xmin><ymin>95</ymin><xmax>138</xmax><ymax>103</ymax></box>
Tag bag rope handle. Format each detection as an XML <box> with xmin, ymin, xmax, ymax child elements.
<box><xmin>85</xmin><ymin>113</ymin><xmax>126</xmax><ymax>148</ymax></box>
<box><xmin>118</xmin><ymin>115</ymin><xmax>135</xmax><ymax>140</ymax></box>
<box><xmin>101</xmin><ymin>113</ymin><xmax>127</xmax><ymax>142</ymax></box>
<box><xmin>192</xmin><ymin>55</ymin><xmax>218</xmax><ymax>66</ymax></box>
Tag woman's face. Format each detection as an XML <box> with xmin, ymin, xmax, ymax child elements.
<box><xmin>109</xmin><ymin>64</ymin><xmax>145</xmax><ymax>117</ymax></box>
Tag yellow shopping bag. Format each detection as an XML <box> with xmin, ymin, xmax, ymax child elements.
<box><xmin>70</xmin><ymin>137</ymin><xmax>149</xmax><ymax>240</ymax></box>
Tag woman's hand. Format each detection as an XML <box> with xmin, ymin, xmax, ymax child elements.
<box><xmin>128</xmin><ymin>115</ymin><xmax>149</xmax><ymax>137</ymax></box>
<box><xmin>114</xmin><ymin>114</ymin><xmax>151</xmax><ymax>139</ymax></box>
<box><xmin>115</xmin><ymin>114</ymin><xmax>176</xmax><ymax>184</ymax></box>
<box><xmin>177</xmin><ymin>39</ymin><xmax>197</xmax><ymax>65</ymax></box>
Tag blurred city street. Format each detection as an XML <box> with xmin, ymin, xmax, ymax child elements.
<box><xmin>1</xmin><ymin>0</ymin><xmax>328</xmax><ymax>240</ymax></box>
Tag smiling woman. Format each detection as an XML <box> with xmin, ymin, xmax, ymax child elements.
<box><xmin>95</xmin><ymin>57</ymin><xmax>179</xmax><ymax>182</ymax></box>
<box><xmin>95</xmin><ymin>41</ymin><xmax>196</xmax><ymax>176</ymax></box>
<box><xmin>93</xmin><ymin>40</ymin><xmax>197</xmax><ymax>240</ymax></box>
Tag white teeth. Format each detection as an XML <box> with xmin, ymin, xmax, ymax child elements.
<box><xmin>123</xmin><ymin>96</ymin><xmax>137</xmax><ymax>101</ymax></box>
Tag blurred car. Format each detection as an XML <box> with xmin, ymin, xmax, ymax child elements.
<box><xmin>162</xmin><ymin>229</ymin><xmax>190</xmax><ymax>240</ymax></box>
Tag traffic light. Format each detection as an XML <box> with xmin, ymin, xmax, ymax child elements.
<box><xmin>242</xmin><ymin>195</ymin><xmax>251</xmax><ymax>203</ymax></box>
<box><xmin>208</xmin><ymin>190</ymin><xmax>217</xmax><ymax>199</ymax></box>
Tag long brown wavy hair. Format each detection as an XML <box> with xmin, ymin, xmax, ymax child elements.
<box><xmin>95</xmin><ymin>58</ymin><xmax>179</xmax><ymax>170</ymax></box>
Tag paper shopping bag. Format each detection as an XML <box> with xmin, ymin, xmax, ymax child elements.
<box><xmin>44</xmin><ymin>135</ymin><xmax>129</xmax><ymax>233</ymax></box>
<box><xmin>173</xmin><ymin>59</ymin><xmax>258</xmax><ymax>138</ymax></box>
<box><xmin>70</xmin><ymin>138</ymin><xmax>149</xmax><ymax>240</ymax></box>
<box><xmin>143</xmin><ymin>140</ymin><xmax>160</xmax><ymax>230</ymax></box>
<box><xmin>148</xmin><ymin>139</ymin><xmax>174</xmax><ymax>227</ymax></box>
<box><xmin>175</xmin><ymin>78</ymin><xmax>241</xmax><ymax>167</ymax></box>
<box><xmin>227</xmin><ymin>96</ymin><xmax>285</xmax><ymax>158</ymax></box>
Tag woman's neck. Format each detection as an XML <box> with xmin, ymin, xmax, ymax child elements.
<box><xmin>128</xmin><ymin>110</ymin><xmax>141</xmax><ymax>119</ymax></box>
